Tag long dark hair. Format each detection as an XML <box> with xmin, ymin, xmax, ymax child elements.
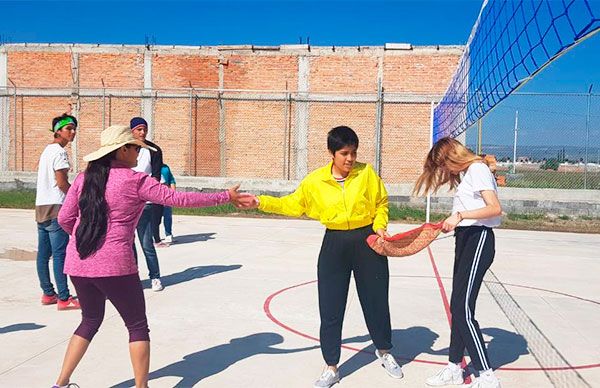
<box><xmin>76</xmin><ymin>150</ymin><xmax>117</xmax><ymax>259</ymax></box>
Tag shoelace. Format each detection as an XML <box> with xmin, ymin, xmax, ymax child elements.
<box><xmin>435</xmin><ymin>367</ymin><xmax>451</xmax><ymax>377</ymax></box>
<box><xmin>433</xmin><ymin>366</ymin><xmax>460</xmax><ymax>380</ymax></box>
<box><xmin>383</xmin><ymin>353</ymin><xmax>400</xmax><ymax>369</ymax></box>
<box><xmin>319</xmin><ymin>369</ymin><xmax>335</xmax><ymax>381</ymax></box>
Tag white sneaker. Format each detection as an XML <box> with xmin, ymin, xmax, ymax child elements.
<box><xmin>164</xmin><ymin>235</ymin><xmax>173</xmax><ymax>244</ymax></box>
<box><xmin>426</xmin><ymin>365</ymin><xmax>464</xmax><ymax>386</ymax></box>
<box><xmin>313</xmin><ymin>369</ymin><xmax>340</xmax><ymax>388</ymax></box>
<box><xmin>375</xmin><ymin>350</ymin><xmax>403</xmax><ymax>379</ymax></box>
<box><xmin>151</xmin><ymin>278</ymin><xmax>164</xmax><ymax>292</ymax></box>
<box><xmin>468</xmin><ymin>375</ymin><xmax>501</xmax><ymax>388</ymax></box>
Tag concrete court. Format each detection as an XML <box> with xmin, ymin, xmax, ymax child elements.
<box><xmin>0</xmin><ymin>208</ymin><xmax>599</xmax><ymax>388</ymax></box>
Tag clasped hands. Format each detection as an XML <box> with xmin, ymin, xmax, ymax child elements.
<box><xmin>228</xmin><ymin>185</ymin><xmax>260</xmax><ymax>209</ymax></box>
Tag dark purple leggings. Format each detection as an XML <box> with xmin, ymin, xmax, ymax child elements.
<box><xmin>71</xmin><ymin>273</ymin><xmax>150</xmax><ymax>342</ymax></box>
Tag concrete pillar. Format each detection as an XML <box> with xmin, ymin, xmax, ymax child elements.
<box><xmin>295</xmin><ymin>55</ymin><xmax>309</xmax><ymax>179</ymax></box>
<box><xmin>70</xmin><ymin>51</ymin><xmax>80</xmax><ymax>172</ymax></box>
<box><xmin>0</xmin><ymin>48</ymin><xmax>8</xmax><ymax>172</ymax></box>
<box><xmin>142</xmin><ymin>50</ymin><xmax>154</xmax><ymax>139</ymax></box>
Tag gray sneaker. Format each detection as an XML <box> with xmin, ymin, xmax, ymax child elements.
<box><xmin>314</xmin><ymin>369</ymin><xmax>340</xmax><ymax>388</ymax></box>
<box><xmin>375</xmin><ymin>350</ymin><xmax>404</xmax><ymax>379</ymax></box>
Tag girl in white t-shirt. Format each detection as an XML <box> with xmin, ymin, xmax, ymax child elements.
<box><xmin>414</xmin><ymin>137</ymin><xmax>502</xmax><ymax>388</ymax></box>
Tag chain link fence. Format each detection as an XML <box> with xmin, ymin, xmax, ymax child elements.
<box><xmin>465</xmin><ymin>93</ymin><xmax>600</xmax><ymax>190</ymax></box>
<box><xmin>0</xmin><ymin>88</ymin><xmax>598</xmax><ymax>191</ymax></box>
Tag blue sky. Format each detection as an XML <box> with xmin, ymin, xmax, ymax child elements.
<box><xmin>1</xmin><ymin>0</ymin><xmax>598</xmax><ymax>93</ymax></box>
<box><xmin>1</xmin><ymin>0</ymin><xmax>599</xmax><ymax>149</ymax></box>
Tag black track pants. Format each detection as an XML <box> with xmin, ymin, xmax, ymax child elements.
<box><xmin>317</xmin><ymin>225</ymin><xmax>392</xmax><ymax>366</ymax></box>
<box><xmin>449</xmin><ymin>226</ymin><xmax>495</xmax><ymax>371</ymax></box>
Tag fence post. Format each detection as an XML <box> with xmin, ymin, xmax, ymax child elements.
<box><xmin>283</xmin><ymin>90</ymin><xmax>291</xmax><ymax>180</ymax></box>
<box><xmin>374</xmin><ymin>78</ymin><xmax>383</xmax><ymax>175</ymax></box>
<box><xmin>0</xmin><ymin>48</ymin><xmax>8</xmax><ymax>173</ymax></box>
<box><xmin>426</xmin><ymin>101</ymin><xmax>435</xmax><ymax>223</ymax></box>
<box><xmin>189</xmin><ymin>87</ymin><xmax>194</xmax><ymax>176</ymax></box>
<box><xmin>477</xmin><ymin>118</ymin><xmax>483</xmax><ymax>155</ymax></box>
<box><xmin>101</xmin><ymin>78</ymin><xmax>106</xmax><ymax>130</ymax></box>
<box><xmin>584</xmin><ymin>84</ymin><xmax>593</xmax><ymax>190</ymax></box>
<box><xmin>218</xmin><ymin>90</ymin><xmax>226</xmax><ymax>176</ymax></box>
<box><xmin>512</xmin><ymin>110</ymin><xmax>518</xmax><ymax>174</ymax></box>
<box><xmin>8</xmin><ymin>77</ymin><xmax>16</xmax><ymax>171</ymax></box>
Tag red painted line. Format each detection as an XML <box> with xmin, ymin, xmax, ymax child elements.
<box><xmin>427</xmin><ymin>247</ymin><xmax>471</xmax><ymax>383</ymax></box>
<box><xmin>263</xmin><ymin>279</ymin><xmax>446</xmax><ymax>365</ymax></box>
<box><xmin>263</xmin><ymin>280</ymin><xmax>321</xmax><ymax>342</ymax></box>
<box><xmin>427</xmin><ymin>247</ymin><xmax>453</xmax><ymax>327</ymax></box>
<box><xmin>263</xmin><ymin>275</ymin><xmax>600</xmax><ymax>372</ymax></box>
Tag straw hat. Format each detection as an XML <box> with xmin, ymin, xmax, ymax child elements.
<box><xmin>83</xmin><ymin>125</ymin><xmax>156</xmax><ymax>162</ymax></box>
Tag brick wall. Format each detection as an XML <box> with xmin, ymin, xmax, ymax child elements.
<box><xmin>1</xmin><ymin>45</ymin><xmax>461</xmax><ymax>183</ymax></box>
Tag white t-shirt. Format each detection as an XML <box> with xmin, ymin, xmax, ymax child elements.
<box><xmin>35</xmin><ymin>143</ymin><xmax>70</xmax><ymax>206</ymax></box>
<box><xmin>452</xmin><ymin>162</ymin><xmax>501</xmax><ymax>228</ymax></box>
<box><xmin>133</xmin><ymin>147</ymin><xmax>152</xmax><ymax>175</ymax></box>
<box><xmin>132</xmin><ymin>147</ymin><xmax>153</xmax><ymax>204</ymax></box>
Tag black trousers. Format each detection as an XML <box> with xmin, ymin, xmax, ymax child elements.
<box><xmin>449</xmin><ymin>226</ymin><xmax>495</xmax><ymax>371</ymax></box>
<box><xmin>317</xmin><ymin>225</ymin><xmax>392</xmax><ymax>366</ymax></box>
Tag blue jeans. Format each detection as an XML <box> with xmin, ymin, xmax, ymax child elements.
<box><xmin>134</xmin><ymin>204</ymin><xmax>160</xmax><ymax>279</ymax></box>
<box><xmin>36</xmin><ymin>218</ymin><xmax>70</xmax><ymax>300</ymax></box>
<box><xmin>163</xmin><ymin>206</ymin><xmax>173</xmax><ymax>236</ymax></box>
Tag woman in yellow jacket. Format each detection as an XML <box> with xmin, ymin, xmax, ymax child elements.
<box><xmin>248</xmin><ymin>126</ymin><xmax>403</xmax><ymax>388</ymax></box>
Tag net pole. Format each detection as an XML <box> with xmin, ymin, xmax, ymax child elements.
<box><xmin>512</xmin><ymin>110</ymin><xmax>518</xmax><ymax>174</ymax></box>
<box><xmin>426</xmin><ymin>101</ymin><xmax>434</xmax><ymax>223</ymax></box>
<box><xmin>585</xmin><ymin>84</ymin><xmax>593</xmax><ymax>189</ymax></box>
<box><xmin>477</xmin><ymin>118</ymin><xmax>482</xmax><ymax>155</ymax></box>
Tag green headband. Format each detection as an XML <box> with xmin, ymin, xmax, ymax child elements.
<box><xmin>52</xmin><ymin>117</ymin><xmax>76</xmax><ymax>132</ymax></box>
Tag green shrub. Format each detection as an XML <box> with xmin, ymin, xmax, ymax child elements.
<box><xmin>540</xmin><ymin>159</ymin><xmax>560</xmax><ymax>171</ymax></box>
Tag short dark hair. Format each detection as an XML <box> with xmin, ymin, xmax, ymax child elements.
<box><xmin>327</xmin><ymin>126</ymin><xmax>359</xmax><ymax>153</ymax></box>
<box><xmin>51</xmin><ymin>114</ymin><xmax>78</xmax><ymax>138</ymax></box>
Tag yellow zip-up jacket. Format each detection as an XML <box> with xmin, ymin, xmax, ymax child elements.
<box><xmin>258</xmin><ymin>162</ymin><xmax>388</xmax><ymax>232</ymax></box>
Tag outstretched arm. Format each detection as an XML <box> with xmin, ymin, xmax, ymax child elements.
<box><xmin>243</xmin><ymin>183</ymin><xmax>308</xmax><ymax>218</ymax></box>
<box><xmin>138</xmin><ymin>174</ymin><xmax>252</xmax><ymax>209</ymax></box>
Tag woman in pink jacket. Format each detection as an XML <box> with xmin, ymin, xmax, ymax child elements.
<box><xmin>52</xmin><ymin>125</ymin><xmax>251</xmax><ymax>388</ymax></box>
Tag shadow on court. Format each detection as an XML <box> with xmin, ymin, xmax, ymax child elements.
<box><xmin>111</xmin><ymin>332</ymin><xmax>319</xmax><ymax>387</ymax></box>
<box><xmin>141</xmin><ymin>264</ymin><xmax>242</xmax><ymax>289</ymax></box>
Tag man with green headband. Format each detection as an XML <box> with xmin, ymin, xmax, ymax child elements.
<box><xmin>35</xmin><ymin>113</ymin><xmax>80</xmax><ymax>311</ymax></box>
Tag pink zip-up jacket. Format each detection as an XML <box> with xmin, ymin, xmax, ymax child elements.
<box><xmin>59</xmin><ymin>162</ymin><xmax>230</xmax><ymax>277</ymax></box>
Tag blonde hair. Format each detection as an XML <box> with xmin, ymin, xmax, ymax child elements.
<box><xmin>413</xmin><ymin>137</ymin><xmax>482</xmax><ymax>195</ymax></box>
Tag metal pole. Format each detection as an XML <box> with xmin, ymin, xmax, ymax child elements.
<box><xmin>426</xmin><ymin>101</ymin><xmax>435</xmax><ymax>223</ymax></box>
<box><xmin>584</xmin><ymin>84</ymin><xmax>593</xmax><ymax>190</ymax></box>
<box><xmin>374</xmin><ymin>78</ymin><xmax>384</xmax><ymax>175</ymax></box>
<box><xmin>218</xmin><ymin>91</ymin><xmax>226</xmax><ymax>176</ymax></box>
<box><xmin>283</xmin><ymin>89</ymin><xmax>291</xmax><ymax>180</ymax></box>
<box><xmin>8</xmin><ymin>78</ymin><xmax>16</xmax><ymax>171</ymax></box>
<box><xmin>101</xmin><ymin>78</ymin><xmax>106</xmax><ymax>129</ymax></box>
<box><xmin>477</xmin><ymin>118</ymin><xmax>483</xmax><ymax>155</ymax></box>
<box><xmin>512</xmin><ymin>110</ymin><xmax>518</xmax><ymax>174</ymax></box>
<box><xmin>189</xmin><ymin>86</ymin><xmax>194</xmax><ymax>176</ymax></box>
<box><xmin>287</xmin><ymin>92</ymin><xmax>292</xmax><ymax>180</ymax></box>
